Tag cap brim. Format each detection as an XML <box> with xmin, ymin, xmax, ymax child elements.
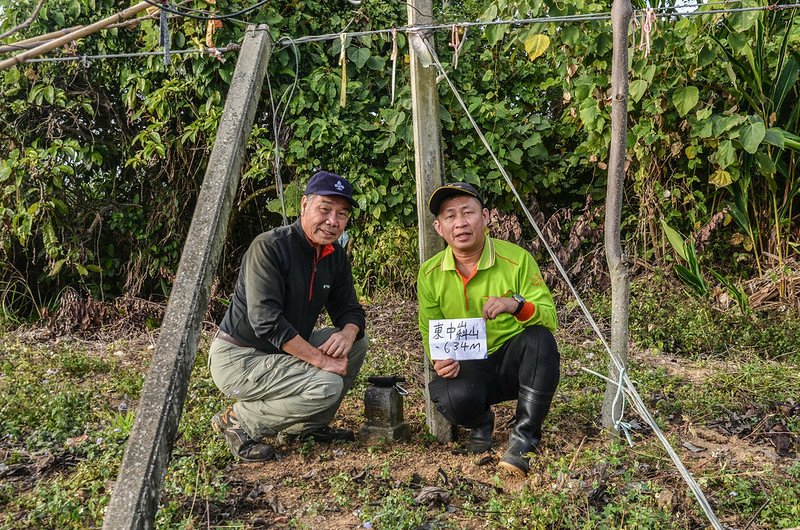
<box><xmin>314</xmin><ymin>190</ymin><xmax>359</xmax><ymax>208</ymax></box>
<box><xmin>428</xmin><ymin>188</ymin><xmax>481</xmax><ymax>215</ymax></box>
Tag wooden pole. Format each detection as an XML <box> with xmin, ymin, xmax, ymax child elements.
<box><xmin>102</xmin><ymin>25</ymin><xmax>272</xmax><ymax>530</ymax></box>
<box><xmin>601</xmin><ymin>0</ymin><xmax>632</xmax><ymax>431</ymax></box>
<box><xmin>407</xmin><ymin>0</ymin><xmax>453</xmax><ymax>442</ymax></box>
<box><xmin>0</xmin><ymin>2</ymin><xmax>150</xmax><ymax>71</ymax></box>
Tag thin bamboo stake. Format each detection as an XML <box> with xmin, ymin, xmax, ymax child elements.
<box><xmin>0</xmin><ymin>1</ymin><xmax>150</xmax><ymax>71</ymax></box>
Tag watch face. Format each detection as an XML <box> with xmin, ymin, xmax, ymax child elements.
<box><xmin>513</xmin><ymin>294</ymin><xmax>525</xmax><ymax>303</ymax></box>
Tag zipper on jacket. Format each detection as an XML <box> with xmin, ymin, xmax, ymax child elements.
<box><xmin>309</xmin><ymin>255</ymin><xmax>319</xmax><ymax>302</ymax></box>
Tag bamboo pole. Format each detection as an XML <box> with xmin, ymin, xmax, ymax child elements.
<box><xmin>0</xmin><ymin>1</ymin><xmax>150</xmax><ymax>70</ymax></box>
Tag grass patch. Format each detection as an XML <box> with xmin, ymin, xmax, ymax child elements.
<box><xmin>1</xmin><ymin>281</ymin><xmax>799</xmax><ymax>529</ymax></box>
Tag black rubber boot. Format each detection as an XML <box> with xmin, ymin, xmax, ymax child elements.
<box><xmin>498</xmin><ymin>386</ymin><xmax>554</xmax><ymax>477</ymax></box>
<box><xmin>465</xmin><ymin>409</ymin><xmax>494</xmax><ymax>454</ymax></box>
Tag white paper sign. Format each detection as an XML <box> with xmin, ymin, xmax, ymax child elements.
<box><xmin>428</xmin><ymin>317</ymin><xmax>488</xmax><ymax>361</ymax></box>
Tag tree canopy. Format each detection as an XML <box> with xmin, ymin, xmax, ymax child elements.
<box><xmin>0</xmin><ymin>0</ymin><xmax>798</xmax><ymax>317</ymax></box>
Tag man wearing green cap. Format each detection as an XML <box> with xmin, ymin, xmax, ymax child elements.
<box><xmin>418</xmin><ymin>182</ymin><xmax>560</xmax><ymax>477</ymax></box>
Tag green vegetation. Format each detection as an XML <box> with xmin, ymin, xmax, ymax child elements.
<box><xmin>1</xmin><ymin>0</ymin><xmax>798</xmax><ymax>316</ymax></box>
<box><xmin>1</xmin><ymin>286</ymin><xmax>799</xmax><ymax>529</ymax></box>
<box><xmin>1</xmin><ymin>0</ymin><xmax>799</xmax><ymax>527</ymax></box>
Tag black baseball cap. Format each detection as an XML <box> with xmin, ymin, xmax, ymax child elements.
<box><xmin>304</xmin><ymin>171</ymin><xmax>358</xmax><ymax>208</ymax></box>
<box><xmin>428</xmin><ymin>182</ymin><xmax>484</xmax><ymax>215</ymax></box>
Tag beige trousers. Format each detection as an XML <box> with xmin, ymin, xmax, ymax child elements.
<box><xmin>208</xmin><ymin>327</ymin><xmax>368</xmax><ymax>440</ymax></box>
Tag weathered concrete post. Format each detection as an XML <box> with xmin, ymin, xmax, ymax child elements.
<box><xmin>407</xmin><ymin>0</ymin><xmax>453</xmax><ymax>442</ymax></box>
<box><xmin>102</xmin><ymin>25</ymin><xmax>272</xmax><ymax>529</ymax></box>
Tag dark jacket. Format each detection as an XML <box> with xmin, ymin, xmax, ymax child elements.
<box><xmin>219</xmin><ymin>220</ymin><xmax>365</xmax><ymax>353</ymax></box>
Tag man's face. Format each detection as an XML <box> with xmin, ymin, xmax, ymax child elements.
<box><xmin>300</xmin><ymin>194</ymin><xmax>351</xmax><ymax>246</ymax></box>
<box><xmin>433</xmin><ymin>195</ymin><xmax>489</xmax><ymax>253</ymax></box>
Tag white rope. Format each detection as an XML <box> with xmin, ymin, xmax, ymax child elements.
<box><xmin>421</xmin><ymin>37</ymin><xmax>725</xmax><ymax>530</ymax></box>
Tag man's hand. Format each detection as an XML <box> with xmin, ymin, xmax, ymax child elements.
<box><xmin>482</xmin><ymin>296</ymin><xmax>519</xmax><ymax>320</ymax></box>
<box><xmin>318</xmin><ymin>353</ymin><xmax>347</xmax><ymax>376</ymax></box>
<box><xmin>319</xmin><ymin>325</ymin><xmax>358</xmax><ymax>358</ymax></box>
<box><xmin>282</xmin><ymin>334</ymin><xmax>349</xmax><ymax>376</ymax></box>
<box><xmin>434</xmin><ymin>358</ymin><xmax>460</xmax><ymax>378</ymax></box>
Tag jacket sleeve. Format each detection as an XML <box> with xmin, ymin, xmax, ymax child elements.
<box><xmin>417</xmin><ymin>264</ymin><xmax>445</xmax><ymax>361</ymax></box>
<box><xmin>517</xmin><ymin>252</ymin><xmax>558</xmax><ymax>332</ymax></box>
<box><xmin>326</xmin><ymin>250</ymin><xmax>366</xmax><ymax>338</ymax></box>
<box><xmin>244</xmin><ymin>237</ymin><xmax>300</xmax><ymax>350</ymax></box>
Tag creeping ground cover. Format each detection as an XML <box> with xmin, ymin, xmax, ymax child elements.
<box><xmin>1</xmin><ymin>277</ymin><xmax>799</xmax><ymax>529</ymax></box>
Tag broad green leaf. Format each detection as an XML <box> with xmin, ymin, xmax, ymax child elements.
<box><xmin>75</xmin><ymin>263</ymin><xmax>89</xmax><ymax>277</ymax></box>
<box><xmin>673</xmin><ymin>86</ymin><xmax>699</xmax><ymax>117</ymax></box>
<box><xmin>728</xmin><ymin>32</ymin><xmax>749</xmax><ymax>56</ymax></box>
<box><xmin>348</xmin><ymin>48</ymin><xmax>370</xmax><ymax>69</ymax></box>
<box><xmin>730</xmin><ymin>9</ymin><xmax>759</xmax><ymax>33</ymax></box>
<box><xmin>695</xmin><ymin>107</ymin><xmax>712</xmax><ymax>121</ymax></box>
<box><xmin>4</xmin><ymin>68</ymin><xmax>20</xmax><ymax>85</ymax></box>
<box><xmin>712</xmin><ymin>140</ymin><xmax>736</xmax><ymax>169</ymax></box>
<box><xmin>698</xmin><ymin>46</ymin><xmax>715</xmax><ymax>67</ymax></box>
<box><xmin>522</xmin><ymin>133</ymin><xmax>542</xmax><ymax>149</ymax></box>
<box><xmin>739</xmin><ymin>119</ymin><xmax>766</xmax><ymax>154</ymax></box>
<box><xmin>763</xmin><ymin>127</ymin><xmax>786</xmax><ymax>149</ymax></box>
<box><xmin>67</xmin><ymin>0</ymin><xmax>81</xmax><ymax>18</ymax></box>
<box><xmin>480</xmin><ymin>4</ymin><xmax>497</xmax><ymax>21</ymax></box>
<box><xmin>773</xmin><ymin>55</ymin><xmax>799</xmax><ymax>112</ymax></box>
<box><xmin>629</xmin><ymin>79</ymin><xmax>648</xmax><ymax>103</ymax></box>
<box><xmin>578</xmin><ymin>100</ymin><xmax>600</xmax><ymax>127</ymax></box>
<box><xmin>754</xmin><ymin>152</ymin><xmax>776</xmax><ymax>175</ymax></box>
<box><xmin>660</xmin><ymin>219</ymin><xmax>688</xmax><ymax>262</ymax></box>
<box><xmin>675</xmin><ymin>264</ymin><xmax>708</xmax><ymax>295</ymax></box>
<box><xmin>693</xmin><ymin>119</ymin><xmax>713</xmax><ymax>138</ymax></box>
<box><xmin>711</xmin><ymin>114</ymin><xmax>746</xmax><ymax>136</ymax></box>
<box><xmin>561</xmin><ymin>26</ymin><xmax>579</xmax><ymax>46</ymax></box>
<box><xmin>486</xmin><ymin>24</ymin><xmax>507</xmax><ymax>46</ymax></box>
<box><xmin>641</xmin><ymin>64</ymin><xmax>656</xmax><ymax>84</ymax></box>
<box><xmin>709</xmin><ymin>169</ymin><xmax>733</xmax><ymax>187</ymax></box>
<box><xmin>366</xmin><ymin>56</ymin><xmax>385</xmax><ymax>71</ymax></box>
<box><xmin>50</xmin><ymin>259</ymin><xmax>66</xmax><ymax>276</ymax></box>
<box><xmin>524</xmin><ymin>34</ymin><xmax>550</xmax><ymax>61</ymax></box>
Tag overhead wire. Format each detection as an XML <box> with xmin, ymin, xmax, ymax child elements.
<box><xmin>15</xmin><ymin>2</ymin><xmax>800</xmax><ymax>63</ymax></box>
<box><xmin>24</xmin><ymin>42</ymin><xmax>239</xmax><ymax>63</ymax></box>
<box><xmin>266</xmin><ymin>37</ymin><xmax>301</xmax><ymax>226</ymax></box>
<box><xmin>139</xmin><ymin>0</ymin><xmax>271</xmax><ymax>21</ymax></box>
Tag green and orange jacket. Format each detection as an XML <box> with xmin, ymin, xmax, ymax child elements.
<box><xmin>417</xmin><ymin>237</ymin><xmax>557</xmax><ymax>360</ymax></box>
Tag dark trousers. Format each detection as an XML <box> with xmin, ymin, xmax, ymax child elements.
<box><xmin>428</xmin><ymin>325</ymin><xmax>560</xmax><ymax>428</ymax></box>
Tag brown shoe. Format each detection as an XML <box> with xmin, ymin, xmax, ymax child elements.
<box><xmin>212</xmin><ymin>407</ymin><xmax>277</xmax><ymax>462</ymax></box>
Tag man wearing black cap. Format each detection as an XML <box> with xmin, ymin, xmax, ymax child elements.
<box><xmin>209</xmin><ymin>171</ymin><xmax>368</xmax><ymax>461</ymax></box>
<box><xmin>418</xmin><ymin>182</ymin><xmax>560</xmax><ymax>477</ymax></box>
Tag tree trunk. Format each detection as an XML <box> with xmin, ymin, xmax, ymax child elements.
<box><xmin>601</xmin><ymin>0</ymin><xmax>632</xmax><ymax>431</ymax></box>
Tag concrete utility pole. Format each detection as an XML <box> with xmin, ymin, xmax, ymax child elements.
<box><xmin>601</xmin><ymin>0</ymin><xmax>632</xmax><ymax>431</ymax></box>
<box><xmin>407</xmin><ymin>0</ymin><xmax>453</xmax><ymax>442</ymax></box>
<box><xmin>102</xmin><ymin>25</ymin><xmax>272</xmax><ymax>529</ymax></box>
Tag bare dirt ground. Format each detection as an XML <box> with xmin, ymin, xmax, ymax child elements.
<box><xmin>193</xmin><ymin>299</ymin><xmax>797</xmax><ymax>529</ymax></box>
<box><xmin>4</xmin><ymin>297</ymin><xmax>797</xmax><ymax>529</ymax></box>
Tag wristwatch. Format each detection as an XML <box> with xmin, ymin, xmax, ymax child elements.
<box><xmin>512</xmin><ymin>293</ymin><xmax>526</xmax><ymax>315</ymax></box>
